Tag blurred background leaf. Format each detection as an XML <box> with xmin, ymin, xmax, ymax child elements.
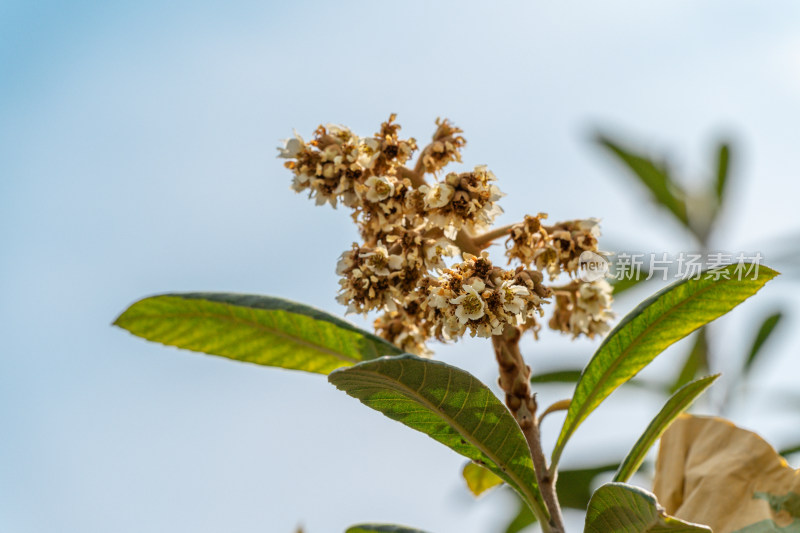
<box><xmin>595</xmin><ymin>135</ymin><xmax>689</xmax><ymax>229</ymax></box>
<box><xmin>715</xmin><ymin>142</ymin><xmax>730</xmax><ymax>204</ymax></box>
<box><xmin>670</xmin><ymin>329</ymin><xmax>709</xmax><ymax>394</ymax></box>
<box><xmin>614</xmin><ymin>374</ymin><xmax>719</xmax><ymax>483</ymax></box>
<box><xmin>500</xmin><ymin>463</ymin><xmax>620</xmax><ymax>533</ymax></box>
<box><xmin>744</xmin><ymin>311</ymin><xmax>783</xmax><ymax>375</ymax></box>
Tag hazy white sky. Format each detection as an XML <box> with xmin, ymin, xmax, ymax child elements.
<box><xmin>2</xmin><ymin>1</ymin><xmax>799</xmax><ymax>532</ymax></box>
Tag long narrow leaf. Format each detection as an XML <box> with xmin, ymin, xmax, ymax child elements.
<box><xmin>329</xmin><ymin>355</ymin><xmax>549</xmax><ymax>524</ymax></box>
<box><xmin>504</xmin><ymin>498</ymin><xmax>537</xmax><ymax>533</ymax></box>
<box><xmin>347</xmin><ymin>525</ymin><xmax>433</xmax><ymax>533</ymax></box>
<box><xmin>532</xmin><ymin>368</ymin><xmax>651</xmax><ymax>390</ymax></box>
<box><xmin>611</xmin><ymin>267</ymin><xmax>650</xmax><ymax>296</ymax></box>
<box><xmin>502</xmin><ymin>463</ymin><xmax>620</xmax><ymax>533</ymax></box>
<box><xmin>585</xmin><ymin>483</ymin><xmax>711</xmax><ymax>532</ymax></box>
<box><xmin>531</xmin><ymin>369</ymin><xmax>583</xmax><ymax>384</ymax></box>
<box><xmin>614</xmin><ymin>375</ymin><xmax>719</xmax><ymax>482</ymax></box>
<box><xmin>715</xmin><ymin>142</ymin><xmax>731</xmax><ymax>202</ymax></box>
<box><xmin>669</xmin><ymin>329</ymin><xmax>708</xmax><ymax>393</ymax></box>
<box><xmin>558</xmin><ymin>463</ymin><xmax>621</xmax><ymax>510</ymax></box>
<box><xmin>114</xmin><ymin>293</ymin><xmax>401</xmax><ymax>374</ymax></box>
<box><xmin>552</xmin><ymin>264</ymin><xmax>778</xmax><ymax>468</ymax></box>
<box><xmin>780</xmin><ymin>444</ymin><xmax>800</xmax><ymax>457</ymax></box>
<box><xmin>596</xmin><ymin>135</ymin><xmax>689</xmax><ymax>227</ymax></box>
<box><xmin>744</xmin><ymin>311</ymin><xmax>783</xmax><ymax>373</ymax></box>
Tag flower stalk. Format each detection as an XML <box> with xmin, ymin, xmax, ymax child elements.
<box><xmin>280</xmin><ymin>114</ymin><xmax>616</xmax><ymax>531</ymax></box>
<box><xmin>492</xmin><ymin>326</ymin><xmax>566</xmax><ymax>533</ymax></box>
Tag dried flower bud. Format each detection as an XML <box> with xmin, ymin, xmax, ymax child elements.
<box><xmin>419</xmin><ymin>166</ymin><xmax>504</xmax><ymax>238</ymax></box>
<box><xmin>506</xmin><ymin>213</ymin><xmax>548</xmax><ymax>265</ymax></box>
<box><xmin>361</xmin><ymin>114</ymin><xmax>418</xmax><ymax>176</ymax></box>
<box><xmin>336</xmin><ymin>242</ymin><xmax>405</xmax><ymax>314</ymax></box>
<box><xmin>548</xmin><ymin>279</ymin><xmax>615</xmax><ymax>339</ymax></box>
<box><xmin>281</xmin><ymin>114</ymin><xmax>615</xmax><ymax>355</ymax></box>
<box><xmin>280</xmin><ymin>124</ymin><xmax>364</xmax><ymax>208</ymax></box>
<box><xmin>425</xmin><ymin>252</ymin><xmax>549</xmax><ymax>339</ymax></box>
<box><xmin>374</xmin><ymin>307</ymin><xmax>432</xmax><ymax>357</ymax></box>
<box><xmin>419</xmin><ymin>118</ymin><xmax>466</xmax><ymax>174</ymax></box>
<box><xmin>507</xmin><ymin>216</ymin><xmax>603</xmax><ymax>280</ymax></box>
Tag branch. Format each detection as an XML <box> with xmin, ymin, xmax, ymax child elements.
<box><xmin>471</xmin><ymin>223</ymin><xmax>516</xmax><ymax>249</ymax></box>
<box><xmin>412</xmin><ymin>145</ymin><xmax>428</xmax><ymax>178</ymax></box>
<box><xmin>396</xmin><ymin>165</ymin><xmax>426</xmax><ymax>189</ymax></box>
<box><xmin>492</xmin><ymin>327</ymin><xmax>566</xmax><ymax>533</ymax></box>
<box><xmin>453</xmin><ymin>230</ymin><xmax>481</xmax><ymax>256</ymax></box>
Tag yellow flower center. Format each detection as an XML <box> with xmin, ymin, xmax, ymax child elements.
<box><xmin>462</xmin><ymin>294</ymin><xmax>482</xmax><ymax>314</ymax></box>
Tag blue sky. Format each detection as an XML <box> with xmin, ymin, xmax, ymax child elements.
<box><xmin>2</xmin><ymin>1</ymin><xmax>800</xmax><ymax>532</ymax></box>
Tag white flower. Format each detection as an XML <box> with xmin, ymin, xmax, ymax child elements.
<box><xmin>576</xmin><ymin>279</ymin><xmax>613</xmax><ymax>318</ymax></box>
<box><xmin>488</xmin><ymin>184</ymin><xmax>504</xmax><ymax>202</ymax></box>
<box><xmin>424</xmin><ymin>238</ymin><xmax>459</xmax><ymax>270</ymax></box>
<box><xmin>359</xmin><ymin>242</ymin><xmax>403</xmax><ymax>276</ymax></box>
<box><xmin>577</xmin><ymin>218</ymin><xmax>602</xmax><ymax>238</ymax></box>
<box><xmin>336</xmin><ymin>251</ymin><xmax>356</xmax><ymax>275</ymax></box>
<box><xmin>321</xmin><ymin>145</ymin><xmax>340</xmax><ymax>163</ymax></box>
<box><xmin>326</xmin><ymin>124</ymin><xmax>354</xmax><ymax>139</ymax></box>
<box><xmin>442</xmin><ymin>314</ymin><xmax>465</xmax><ymax>339</ymax></box>
<box><xmin>569</xmin><ymin>309</ymin><xmax>592</xmax><ymax>335</ymax></box>
<box><xmin>277</xmin><ymin>133</ymin><xmax>304</xmax><ymax>159</ymax></box>
<box><xmin>445</xmin><ymin>172</ymin><xmax>461</xmax><ymax>187</ymax></box>
<box><xmin>290</xmin><ymin>173</ymin><xmax>312</xmax><ymax>193</ymax></box>
<box><xmin>481</xmin><ymin>202</ymin><xmax>504</xmax><ymax>225</ymax></box>
<box><xmin>422</xmin><ymin>182</ymin><xmax>455</xmax><ymax>209</ymax></box>
<box><xmin>428</xmin><ymin>287</ymin><xmax>451</xmax><ymax>309</ymax></box>
<box><xmin>364</xmin><ymin>176</ymin><xmax>395</xmax><ymax>203</ymax></box>
<box><xmin>466</xmin><ymin>278</ymin><xmax>486</xmax><ymax>292</ymax></box>
<box><xmin>500</xmin><ymin>280</ymin><xmax>529</xmax><ymax>314</ymax></box>
<box><xmin>358</xmin><ymin>138</ymin><xmax>381</xmax><ymax>169</ymax></box>
<box><xmin>450</xmin><ymin>285</ymin><xmax>486</xmax><ymax>324</ymax></box>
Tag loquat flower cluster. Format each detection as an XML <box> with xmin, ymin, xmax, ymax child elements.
<box><xmin>279</xmin><ymin>115</ymin><xmax>615</xmax><ymax>356</ymax></box>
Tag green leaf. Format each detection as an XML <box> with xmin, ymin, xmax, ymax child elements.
<box><xmin>463</xmin><ymin>460</ymin><xmax>619</xmax><ymax>505</ymax></box>
<box><xmin>596</xmin><ymin>135</ymin><xmax>689</xmax><ymax>227</ymax></box>
<box><xmin>611</xmin><ymin>268</ymin><xmax>650</xmax><ymax>296</ymax></box>
<box><xmin>346</xmin><ymin>525</ymin><xmax>433</xmax><ymax>533</ymax></box>
<box><xmin>731</xmin><ymin>492</ymin><xmax>800</xmax><ymax>532</ymax></box>
<box><xmin>715</xmin><ymin>142</ymin><xmax>731</xmax><ymax>202</ymax></box>
<box><xmin>744</xmin><ymin>311</ymin><xmax>783</xmax><ymax>374</ymax></box>
<box><xmin>532</xmin><ymin>369</ymin><xmax>651</xmax><ymax>391</ymax></box>
<box><xmin>114</xmin><ymin>293</ymin><xmax>401</xmax><ymax>375</ymax></box>
<box><xmin>669</xmin><ymin>329</ymin><xmax>708</xmax><ymax>394</ymax></box>
<box><xmin>552</xmin><ymin>264</ymin><xmax>778</xmax><ymax>468</ymax></box>
<box><xmin>503</xmin><ymin>498</ymin><xmax>537</xmax><ymax>533</ymax></box>
<box><xmin>731</xmin><ymin>520</ymin><xmax>800</xmax><ymax>532</ymax></box>
<box><xmin>502</xmin><ymin>463</ymin><xmax>620</xmax><ymax>533</ymax></box>
<box><xmin>328</xmin><ymin>355</ymin><xmax>549</xmax><ymax>524</ymax></box>
<box><xmin>780</xmin><ymin>444</ymin><xmax>800</xmax><ymax>457</ymax></box>
<box><xmin>756</xmin><ymin>492</ymin><xmax>800</xmax><ymax>518</ymax></box>
<box><xmin>462</xmin><ymin>462</ymin><xmax>504</xmax><ymax>497</ymax></box>
<box><xmin>558</xmin><ymin>463</ymin><xmax>620</xmax><ymax>510</ymax></box>
<box><xmin>531</xmin><ymin>369</ymin><xmax>583</xmax><ymax>384</ymax></box>
<box><xmin>614</xmin><ymin>375</ymin><xmax>719</xmax><ymax>483</ymax></box>
<box><xmin>585</xmin><ymin>483</ymin><xmax>711</xmax><ymax>532</ymax></box>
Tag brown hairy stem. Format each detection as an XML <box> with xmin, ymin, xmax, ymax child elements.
<box><xmin>492</xmin><ymin>326</ymin><xmax>566</xmax><ymax>533</ymax></box>
<box><xmin>397</xmin><ymin>165</ymin><xmax>426</xmax><ymax>189</ymax></box>
<box><xmin>472</xmin><ymin>223</ymin><xmax>516</xmax><ymax>249</ymax></box>
<box><xmin>453</xmin><ymin>231</ymin><xmax>481</xmax><ymax>256</ymax></box>
<box><xmin>412</xmin><ymin>145</ymin><xmax>428</xmax><ymax>178</ymax></box>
